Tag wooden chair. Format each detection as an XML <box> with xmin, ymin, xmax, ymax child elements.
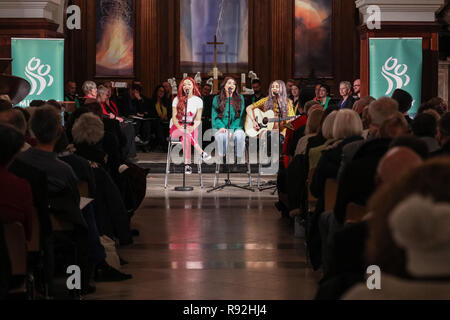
<box><xmin>77</xmin><ymin>181</ymin><xmax>89</xmax><ymax>198</ymax></box>
<box><xmin>345</xmin><ymin>202</ymin><xmax>367</xmax><ymax>224</ymax></box>
<box><xmin>324</xmin><ymin>179</ymin><xmax>338</xmax><ymax>212</ymax></box>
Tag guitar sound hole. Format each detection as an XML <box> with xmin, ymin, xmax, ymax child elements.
<box><xmin>262</xmin><ymin>118</ymin><xmax>269</xmax><ymax>125</ymax></box>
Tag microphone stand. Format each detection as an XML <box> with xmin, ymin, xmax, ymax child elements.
<box><xmin>208</xmin><ymin>89</ymin><xmax>254</xmax><ymax>193</ymax></box>
<box><xmin>259</xmin><ymin>92</ymin><xmax>281</xmax><ymax>194</ymax></box>
<box><xmin>175</xmin><ymin>90</ymin><xmax>194</xmax><ymax>192</ymax></box>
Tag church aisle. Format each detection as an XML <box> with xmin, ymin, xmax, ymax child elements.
<box><xmin>90</xmin><ymin>174</ymin><xmax>319</xmax><ymax>300</ymax></box>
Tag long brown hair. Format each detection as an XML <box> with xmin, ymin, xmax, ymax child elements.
<box><xmin>176</xmin><ymin>77</ymin><xmax>201</xmax><ymax>122</ymax></box>
<box><xmin>216</xmin><ymin>77</ymin><xmax>242</xmax><ymax>119</ymax></box>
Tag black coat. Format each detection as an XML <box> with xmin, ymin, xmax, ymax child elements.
<box><xmin>334</xmin><ymin>138</ymin><xmax>391</xmax><ymax>224</ymax></box>
<box><xmin>310</xmin><ymin>136</ymin><xmax>363</xmax><ymax>213</ymax></box>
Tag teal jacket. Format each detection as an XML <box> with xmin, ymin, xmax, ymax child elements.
<box><xmin>211</xmin><ymin>94</ymin><xmax>246</xmax><ymax>130</ymax></box>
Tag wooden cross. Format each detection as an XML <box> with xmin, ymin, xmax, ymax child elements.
<box><xmin>207</xmin><ymin>35</ymin><xmax>224</xmax><ymax>69</ymax></box>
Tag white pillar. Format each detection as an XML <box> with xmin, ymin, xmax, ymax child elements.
<box><xmin>0</xmin><ymin>0</ymin><xmax>68</xmax><ymax>33</ymax></box>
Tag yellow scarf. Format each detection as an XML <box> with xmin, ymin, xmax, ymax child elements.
<box><xmin>156</xmin><ymin>101</ymin><xmax>167</xmax><ymax>119</ymax></box>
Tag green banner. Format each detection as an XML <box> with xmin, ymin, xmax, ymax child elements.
<box><xmin>11</xmin><ymin>38</ymin><xmax>64</xmax><ymax>107</ymax></box>
<box><xmin>370</xmin><ymin>38</ymin><xmax>423</xmax><ymax>117</ymax></box>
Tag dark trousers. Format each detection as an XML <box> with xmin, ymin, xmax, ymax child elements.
<box><xmin>120</xmin><ymin>122</ymin><xmax>137</xmax><ymax>159</ymax></box>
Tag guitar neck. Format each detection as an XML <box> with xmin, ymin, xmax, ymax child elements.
<box><xmin>266</xmin><ymin>116</ymin><xmax>297</xmax><ymax>123</ymax></box>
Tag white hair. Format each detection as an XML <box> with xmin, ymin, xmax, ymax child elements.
<box><xmin>368</xmin><ymin>97</ymin><xmax>399</xmax><ymax>127</ymax></box>
<box><xmin>322</xmin><ymin>111</ymin><xmax>338</xmax><ymax>140</ymax></box>
<box><xmin>333</xmin><ymin>109</ymin><xmax>363</xmax><ymax>139</ymax></box>
<box><xmin>340</xmin><ymin>81</ymin><xmax>352</xmax><ymax>90</ymax></box>
<box><xmin>72</xmin><ymin>113</ymin><xmax>104</xmax><ymax>145</ymax></box>
<box><xmin>82</xmin><ymin>81</ymin><xmax>97</xmax><ymax>95</ymax></box>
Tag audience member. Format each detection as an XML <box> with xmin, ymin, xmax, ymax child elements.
<box><xmin>418</xmin><ymin>97</ymin><xmax>448</xmax><ymax>116</ymax></box>
<box><xmin>290</xmin><ymin>83</ymin><xmax>302</xmax><ymax>115</ymax></box>
<box><xmin>148</xmin><ymin>85</ymin><xmax>170</xmax><ymax>150</ymax></box>
<box><xmin>286</xmin><ymin>79</ymin><xmax>296</xmax><ymax>97</ymax></box>
<box><xmin>338</xmin><ymin>97</ymin><xmax>399</xmax><ymax>178</ymax></box>
<box><xmin>411</xmin><ymin>113</ymin><xmax>440</xmax><ymax>153</ymax></box>
<box><xmin>378</xmin><ymin>112</ymin><xmax>409</xmax><ymax>139</ymax></box>
<box><xmin>0</xmin><ymin>124</ymin><xmax>33</xmax><ymax>241</ymax></box>
<box><xmin>316</xmin><ymin>146</ymin><xmax>423</xmax><ymax>300</ymax></box>
<box><xmin>352</xmin><ymin>79</ymin><xmax>361</xmax><ymax>100</ymax></box>
<box><xmin>338</xmin><ymin>81</ymin><xmax>356</xmax><ymax>109</ymax></box>
<box><xmin>82</xmin><ymin>81</ymin><xmax>98</xmax><ymax>105</ymax></box>
<box><xmin>343</xmin><ymin>158</ymin><xmax>450</xmax><ymax>299</ymax></box>
<box><xmin>246</xmin><ymin>79</ymin><xmax>266</xmax><ymax>106</ymax></box>
<box><xmin>433</xmin><ymin>112</ymin><xmax>450</xmax><ymax>155</ymax></box>
<box><xmin>64</xmin><ymin>80</ymin><xmax>81</xmax><ymax>110</ymax></box>
<box><xmin>392</xmin><ymin>89</ymin><xmax>413</xmax><ymax>123</ymax></box>
<box><xmin>318</xmin><ymin>84</ymin><xmax>331</xmax><ymax>110</ymax></box>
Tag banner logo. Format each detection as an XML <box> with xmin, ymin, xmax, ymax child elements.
<box><xmin>381</xmin><ymin>56</ymin><xmax>410</xmax><ymax>95</ymax></box>
<box><xmin>24</xmin><ymin>57</ymin><xmax>54</xmax><ymax>96</ymax></box>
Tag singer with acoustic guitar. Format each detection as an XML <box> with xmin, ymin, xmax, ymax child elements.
<box><xmin>245</xmin><ymin>80</ymin><xmax>296</xmax><ymax>140</ymax></box>
<box><xmin>212</xmin><ymin>77</ymin><xmax>247</xmax><ymax>164</ymax></box>
<box><xmin>170</xmin><ymin>77</ymin><xmax>211</xmax><ymax>175</ymax></box>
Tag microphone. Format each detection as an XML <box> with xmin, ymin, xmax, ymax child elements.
<box><xmin>273</xmin><ymin>91</ymin><xmax>279</xmax><ymax>98</ymax></box>
<box><xmin>185</xmin><ymin>89</ymin><xmax>190</xmax><ymax>96</ymax></box>
<box><xmin>228</xmin><ymin>87</ymin><xmax>233</xmax><ymax>96</ymax></box>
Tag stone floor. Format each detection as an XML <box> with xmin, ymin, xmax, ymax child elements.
<box><xmin>89</xmin><ymin>167</ymin><xmax>320</xmax><ymax>300</ymax></box>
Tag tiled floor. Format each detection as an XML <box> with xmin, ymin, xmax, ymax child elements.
<box><xmin>89</xmin><ymin>173</ymin><xmax>320</xmax><ymax>300</ymax></box>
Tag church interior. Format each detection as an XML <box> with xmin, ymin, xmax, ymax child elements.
<box><xmin>0</xmin><ymin>0</ymin><xmax>450</xmax><ymax>303</ymax></box>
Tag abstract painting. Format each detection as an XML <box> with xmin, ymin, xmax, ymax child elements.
<box><xmin>96</xmin><ymin>0</ymin><xmax>134</xmax><ymax>77</ymax></box>
<box><xmin>294</xmin><ymin>0</ymin><xmax>332</xmax><ymax>78</ymax></box>
<box><xmin>180</xmin><ymin>0</ymin><xmax>248</xmax><ymax>73</ymax></box>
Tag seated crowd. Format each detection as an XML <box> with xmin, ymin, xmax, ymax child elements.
<box><xmin>0</xmin><ymin>92</ymin><xmax>150</xmax><ymax>298</ymax></box>
<box><xmin>275</xmin><ymin>80</ymin><xmax>450</xmax><ymax>299</ymax></box>
<box><xmin>1</xmin><ymin>74</ymin><xmax>450</xmax><ymax>300</ymax></box>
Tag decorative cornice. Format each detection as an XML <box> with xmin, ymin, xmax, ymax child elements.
<box><xmin>356</xmin><ymin>0</ymin><xmax>445</xmax><ymax>24</ymax></box>
<box><xmin>0</xmin><ymin>1</ymin><xmax>60</xmax><ymax>19</ymax></box>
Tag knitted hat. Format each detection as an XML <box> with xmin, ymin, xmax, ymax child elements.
<box><xmin>389</xmin><ymin>195</ymin><xmax>450</xmax><ymax>278</ymax></box>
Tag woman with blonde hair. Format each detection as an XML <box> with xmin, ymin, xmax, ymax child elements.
<box><xmin>294</xmin><ymin>108</ymin><xmax>324</xmax><ymax>157</ymax></box>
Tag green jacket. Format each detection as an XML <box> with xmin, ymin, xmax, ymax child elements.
<box><xmin>211</xmin><ymin>94</ymin><xmax>246</xmax><ymax>130</ymax></box>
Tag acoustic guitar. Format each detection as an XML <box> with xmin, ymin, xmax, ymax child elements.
<box><xmin>245</xmin><ymin>109</ymin><xmax>299</xmax><ymax>138</ymax></box>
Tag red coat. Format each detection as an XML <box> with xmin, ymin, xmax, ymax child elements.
<box><xmin>282</xmin><ymin>115</ymin><xmax>308</xmax><ymax>168</ymax></box>
<box><xmin>0</xmin><ymin>167</ymin><xmax>34</xmax><ymax>241</ymax></box>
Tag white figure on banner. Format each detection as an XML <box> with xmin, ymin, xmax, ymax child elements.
<box><xmin>381</xmin><ymin>57</ymin><xmax>410</xmax><ymax>95</ymax></box>
<box><xmin>25</xmin><ymin>57</ymin><xmax>54</xmax><ymax>96</ymax></box>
